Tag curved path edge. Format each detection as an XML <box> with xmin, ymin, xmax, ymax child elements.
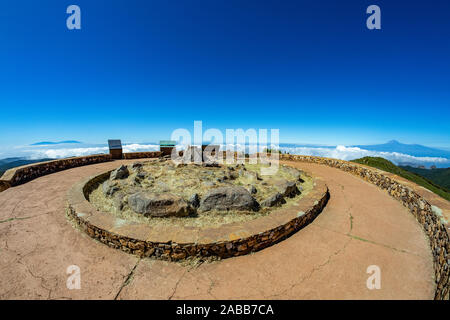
<box><xmin>280</xmin><ymin>154</ymin><xmax>449</xmax><ymax>300</ymax></box>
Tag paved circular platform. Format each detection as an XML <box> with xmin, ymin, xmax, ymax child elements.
<box><xmin>0</xmin><ymin>159</ymin><xmax>435</xmax><ymax>299</ymax></box>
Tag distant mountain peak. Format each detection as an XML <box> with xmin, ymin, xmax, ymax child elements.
<box><xmin>352</xmin><ymin>140</ymin><xmax>450</xmax><ymax>159</ymax></box>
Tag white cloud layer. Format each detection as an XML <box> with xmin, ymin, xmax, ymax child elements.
<box><xmin>24</xmin><ymin>144</ymin><xmax>159</xmax><ymax>160</ymax></box>
<box><xmin>278</xmin><ymin>145</ymin><xmax>450</xmax><ymax>165</ymax></box>
<box><xmin>16</xmin><ymin>144</ymin><xmax>450</xmax><ymax>166</ymax></box>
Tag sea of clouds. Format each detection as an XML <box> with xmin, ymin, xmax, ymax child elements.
<box><xmin>7</xmin><ymin>143</ymin><xmax>449</xmax><ymax>168</ymax></box>
<box><xmin>277</xmin><ymin>145</ymin><xmax>450</xmax><ymax>166</ymax></box>
<box><xmin>20</xmin><ymin>143</ymin><xmax>160</xmax><ymax>160</ymax></box>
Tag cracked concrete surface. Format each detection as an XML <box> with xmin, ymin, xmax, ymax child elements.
<box><xmin>0</xmin><ymin>160</ymin><xmax>435</xmax><ymax>299</ymax></box>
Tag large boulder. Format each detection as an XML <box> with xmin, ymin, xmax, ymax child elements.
<box><xmin>282</xmin><ymin>166</ymin><xmax>304</xmax><ymax>182</ymax></box>
<box><xmin>275</xmin><ymin>180</ymin><xmax>300</xmax><ymax>198</ymax></box>
<box><xmin>102</xmin><ymin>180</ymin><xmax>119</xmax><ymax>196</ymax></box>
<box><xmin>199</xmin><ymin>186</ymin><xmax>260</xmax><ymax>212</ymax></box>
<box><xmin>128</xmin><ymin>192</ymin><xmax>194</xmax><ymax>217</ymax></box>
<box><xmin>113</xmin><ymin>192</ymin><xmax>126</xmax><ymax>211</ymax></box>
<box><xmin>110</xmin><ymin>165</ymin><xmax>129</xmax><ymax>180</ymax></box>
<box><xmin>260</xmin><ymin>192</ymin><xmax>286</xmax><ymax>207</ymax></box>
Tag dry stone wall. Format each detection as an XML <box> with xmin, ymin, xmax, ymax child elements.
<box><xmin>0</xmin><ymin>154</ymin><xmax>112</xmax><ymax>189</ymax></box>
<box><xmin>0</xmin><ymin>152</ymin><xmax>163</xmax><ymax>192</ymax></box>
<box><xmin>123</xmin><ymin>151</ymin><xmax>161</xmax><ymax>159</ymax></box>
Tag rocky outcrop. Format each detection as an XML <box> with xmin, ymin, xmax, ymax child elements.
<box><xmin>199</xmin><ymin>186</ymin><xmax>260</xmax><ymax>212</ymax></box>
<box><xmin>102</xmin><ymin>180</ymin><xmax>119</xmax><ymax>196</ymax></box>
<box><xmin>113</xmin><ymin>192</ymin><xmax>126</xmax><ymax>211</ymax></box>
<box><xmin>260</xmin><ymin>192</ymin><xmax>285</xmax><ymax>207</ymax></box>
<box><xmin>128</xmin><ymin>192</ymin><xmax>194</xmax><ymax>217</ymax></box>
<box><xmin>277</xmin><ymin>180</ymin><xmax>300</xmax><ymax>198</ymax></box>
<box><xmin>110</xmin><ymin>165</ymin><xmax>129</xmax><ymax>180</ymax></box>
<box><xmin>282</xmin><ymin>166</ymin><xmax>304</xmax><ymax>182</ymax></box>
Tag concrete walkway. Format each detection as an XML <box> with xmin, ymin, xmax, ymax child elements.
<box><xmin>0</xmin><ymin>160</ymin><xmax>435</xmax><ymax>299</ymax></box>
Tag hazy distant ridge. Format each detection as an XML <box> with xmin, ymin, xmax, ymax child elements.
<box><xmin>30</xmin><ymin>141</ymin><xmax>81</xmax><ymax>146</ymax></box>
<box><xmin>352</xmin><ymin>140</ymin><xmax>450</xmax><ymax>158</ymax></box>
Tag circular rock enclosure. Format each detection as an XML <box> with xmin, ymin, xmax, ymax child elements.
<box><xmin>2</xmin><ymin>152</ymin><xmax>447</xmax><ymax>299</ymax></box>
<box><xmin>67</xmin><ymin>159</ymin><xmax>329</xmax><ymax>261</ymax></box>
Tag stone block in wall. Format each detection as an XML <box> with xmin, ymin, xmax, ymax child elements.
<box><xmin>123</xmin><ymin>152</ymin><xmax>162</xmax><ymax>159</ymax></box>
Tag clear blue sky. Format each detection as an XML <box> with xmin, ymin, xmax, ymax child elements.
<box><xmin>1</xmin><ymin>0</ymin><xmax>449</xmax><ymax>148</ymax></box>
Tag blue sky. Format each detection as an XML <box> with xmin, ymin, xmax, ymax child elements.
<box><xmin>1</xmin><ymin>0</ymin><xmax>449</xmax><ymax>149</ymax></box>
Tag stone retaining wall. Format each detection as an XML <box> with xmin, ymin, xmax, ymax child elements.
<box><xmin>0</xmin><ymin>154</ymin><xmax>113</xmax><ymax>189</ymax></box>
<box><xmin>280</xmin><ymin>154</ymin><xmax>450</xmax><ymax>300</ymax></box>
<box><xmin>0</xmin><ymin>152</ymin><xmax>164</xmax><ymax>192</ymax></box>
<box><xmin>67</xmin><ymin>171</ymin><xmax>329</xmax><ymax>262</ymax></box>
<box><xmin>123</xmin><ymin>151</ymin><xmax>162</xmax><ymax>159</ymax></box>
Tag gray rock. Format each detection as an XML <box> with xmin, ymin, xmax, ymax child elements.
<box><xmin>128</xmin><ymin>192</ymin><xmax>194</xmax><ymax>217</ymax></box>
<box><xmin>278</xmin><ymin>181</ymin><xmax>300</xmax><ymax>198</ymax></box>
<box><xmin>113</xmin><ymin>192</ymin><xmax>126</xmax><ymax>211</ymax></box>
<box><xmin>199</xmin><ymin>186</ymin><xmax>260</xmax><ymax>212</ymax></box>
<box><xmin>248</xmin><ymin>185</ymin><xmax>257</xmax><ymax>194</ymax></box>
<box><xmin>261</xmin><ymin>192</ymin><xmax>286</xmax><ymax>207</ymax></box>
<box><xmin>136</xmin><ymin>172</ymin><xmax>146</xmax><ymax>179</ymax></box>
<box><xmin>202</xmin><ymin>181</ymin><xmax>216</xmax><ymax>188</ymax></box>
<box><xmin>110</xmin><ymin>165</ymin><xmax>129</xmax><ymax>180</ymax></box>
<box><xmin>132</xmin><ymin>171</ymin><xmax>146</xmax><ymax>184</ymax></box>
<box><xmin>131</xmin><ymin>162</ymin><xmax>143</xmax><ymax>170</ymax></box>
<box><xmin>189</xmin><ymin>193</ymin><xmax>200</xmax><ymax>208</ymax></box>
<box><xmin>273</xmin><ymin>179</ymin><xmax>300</xmax><ymax>198</ymax></box>
<box><xmin>102</xmin><ymin>180</ymin><xmax>119</xmax><ymax>196</ymax></box>
<box><xmin>283</xmin><ymin>166</ymin><xmax>304</xmax><ymax>182</ymax></box>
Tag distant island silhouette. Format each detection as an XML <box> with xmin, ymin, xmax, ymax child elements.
<box><xmin>30</xmin><ymin>141</ymin><xmax>81</xmax><ymax>146</ymax></box>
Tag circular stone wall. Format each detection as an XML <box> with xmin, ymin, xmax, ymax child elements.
<box><xmin>66</xmin><ymin>161</ymin><xmax>329</xmax><ymax>261</ymax></box>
